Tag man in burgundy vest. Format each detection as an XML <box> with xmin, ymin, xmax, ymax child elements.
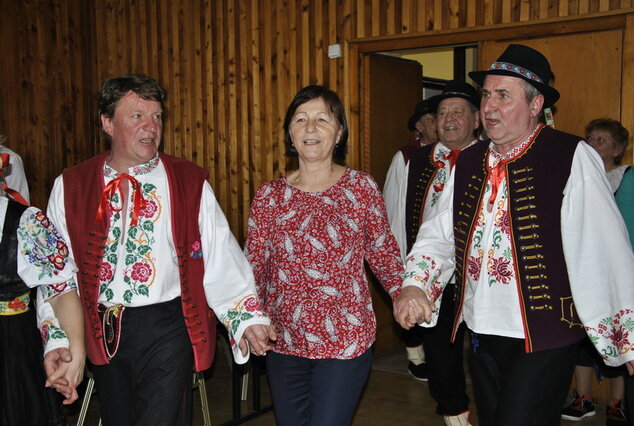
<box><xmin>44</xmin><ymin>74</ymin><xmax>275</xmax><ymax>425</ymax></box>
<box><xmin>395</xmin><ymin>45</ymin><xmax>634</xmax><ymax>425</ymax></box>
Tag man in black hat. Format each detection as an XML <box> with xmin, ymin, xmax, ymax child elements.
<box><xmin>384</xmin><ymin>94</ymin><xmax>440</xmax><ymax>381</ymax></box>
<box><xmin>387</xmin><ymin>80</ymin><xmax>480</xmax><ymax>425</ymax></box>
<box><xmin>395</xmin><ymin>44</ymin><xmax>634</xmax><ymax>425</ymax></box>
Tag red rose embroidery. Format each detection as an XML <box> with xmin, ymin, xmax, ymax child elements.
<box><xmin>99</xmin><ymin>263</ymin><xmax>114</xmax><ymax>282</ymax></box>
<box><xmin>131</xmin><ymin>262</ymin><xmax>152</xmax><ymax>282</ymax></box>
<box><xmin>47</xmin><ymin>253</ymin><xmax>66</xmax><ymax>271</ymax></box>
<box><xmin>141</xmin><ymin>200</ymin><xmax>158</xmax><ymax>218</ymax></box>
<box><xmin>56</xmin><ymin>240</ymin><xmax>69</xmax><ymax>258</ymax></box>
<box><xmin>497</xmin><ymin>210</ymin><xmax>511</xmax><ymax>234</ymax></box>
<box><xmin>243</xmin><ymin>296</ymin><xmax>259</xmax><ymax>312</ymax></box>
<box><xmin>608</xmin><ymin>326</ymin><xmax>630</xmax><ymax>351</ymax></box>
<box><xmin>489</xmin><ymin>257</ymin><xmax>513</xmax><ymax>284</ymax></box>
<box><xmin>467</xmin><ymin>256</ymin><xmax>482</xmax><ymax>280</ymax></box>
<box><xmin>35</xmin><ymin>211</ymin><xmax>50</xmax><ymax>228</ymax></box>
<box><xmin>41</xmin><ymin>324</ymin><xmax>50</xmax><ymax>342</ymax></box>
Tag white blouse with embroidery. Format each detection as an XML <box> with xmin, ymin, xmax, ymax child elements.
<box><xmin>0</xmin><ymin>196</ymin><xmax>78</xmax><ymax>355</ymax></box>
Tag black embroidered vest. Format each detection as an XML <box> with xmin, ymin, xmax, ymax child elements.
<box><xmin>0</xmin><ymin>198</ymin><xmax>29</xmax><ymax>301</ymax></box>
<box><xmin>452</xmin><ymin>127</ymin><xmax>586</xmax><ymax>353</ymax></box>
<box><xmin>404</xmin><ymin>144</ymin><xmax>437</xmax><ymax>253</ymax></box>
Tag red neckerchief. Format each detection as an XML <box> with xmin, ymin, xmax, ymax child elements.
<box><xmin>95</xmin><ymin>173</ymin><xmax>147</xmax><ymax>226</ymax></box>
<box><xmin>0</xmin><ymin>153</ymin><xmax>29</xmax><ymax>206</ymax></box>
<box><xmin>486</xmin><ymin>124</ymin><xmax>544</xmax><ymax>205</ymax></box>
<box><xmin>446</xmin><ymin>149</ymin><xmax>461</xmax><ymax>170</ymax></box>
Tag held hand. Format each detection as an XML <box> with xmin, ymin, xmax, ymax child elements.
<box><xmin>239</xmin><ymin>324</ymin><xmax>277</xmax><ymax>356</ymax></box>
<box><xmin>393</xmin><ymin>286</ymin><xmax>434</xmax><ymax>328</ymax></box>
<box><xmin>44</xmin><ymin>347</ymin><xmax>85</xmax><ymax>404</ymax></box>
<box><xmin>43</xmin><ymin>347</ymin><xmax>72</xmax><ymax>379</ymax></box>
<box><xmin>626</xmin><ymin>360</ymin><xmax>634</xmax><ymax>376</ymax></box>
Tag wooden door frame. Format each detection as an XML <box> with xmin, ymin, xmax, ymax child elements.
<box><xmin>344</xmin><ymin>9</ymin><xmax>634</xmax><ymax>171</ymax></box>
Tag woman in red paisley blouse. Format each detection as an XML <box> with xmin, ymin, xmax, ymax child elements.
<box><xmin>245</xmin><ymin>85</ymin><xmax>404</xmax><ymax>426</ymax></box>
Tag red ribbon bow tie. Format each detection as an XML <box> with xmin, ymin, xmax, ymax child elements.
<box><xmin>95</xmin><ymin>173</ymin><xmax>147</xmax><ymax>226</ymax></box>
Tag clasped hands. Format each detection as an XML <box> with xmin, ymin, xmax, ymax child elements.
<box><xmin>393</xmin><ymin>286</ymin><xmax>435</xmax><ymax>329</ymax></box>
<box><xmin>43</xmin><ymin>347</ymin><xmax>85</xmax><ymax>405</ymax></box>
<box><xmin>239</xmin><ymin>324</ymin><xmax>277</xmax><ymax>357</ymax></box>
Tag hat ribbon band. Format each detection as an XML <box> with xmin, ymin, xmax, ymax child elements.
<box><xmin>488</xmin><ymin>61</ymin><xmax>543</xmax><ymax>83</ymax></box>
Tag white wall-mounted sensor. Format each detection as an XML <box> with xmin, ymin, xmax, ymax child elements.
<box><xmin>328</xmin><ymin>44</ymin><xmax>342</xmax><ymax>59</ymax></box>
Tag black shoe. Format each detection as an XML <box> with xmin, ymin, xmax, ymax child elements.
<box><xmin>606</xmin><ymin>400</ymin><xmax>628</xmax><ymax>425</ymax></box>
<box><xmin>561</xmin><ymin>393</ymin><xmax>596</xmax><ymax>421</ymax></box>
<box><xmin>407</xmin><ymin>361</ymin><xmax>428</xmax><ymax>381</ymax></box>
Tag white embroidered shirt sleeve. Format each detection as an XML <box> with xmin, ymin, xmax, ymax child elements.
<box><xmin>562</xmin><ymin>142</ymin><xmax>634</xmax><ymax>366</ymax></box>
<box><xmin>17</xmin><ymin>204</ymin><xmax>78</xmax><ymax>355</ymax></box>
<box><xmin>199</xmin><ymin>181</ymin><xmax>270</xmax><ymax>364</ymax></box>
<box><xmin>403</xmin><ymin>172</ymin><xmax>457</xmax><ymax>327</ymax></box>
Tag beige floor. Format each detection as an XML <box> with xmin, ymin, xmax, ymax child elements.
<box><xmin>66</xmin><ymin>348</ymin><xmax>607</xmax><ymax>425</ymax></box>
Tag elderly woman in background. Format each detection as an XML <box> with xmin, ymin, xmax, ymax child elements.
<box><xmin>245</xmin><ymin>85</ymin><xmax>404</xmax><ymax>426</ymax></box>
<box><xmin>584</xmin><ymin>118</ymin><xmax>630</xmax><ymax>192</ymax></box>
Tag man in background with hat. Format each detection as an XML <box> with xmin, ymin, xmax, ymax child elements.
<box><xmin>395</xmin><ymin>44</ymin><xmax>634</xmax><ymax>425</ymax></box>
<box><xmin>384</xmin><ymin>94</ymin><xmax>440</xmax><ymax>381</ymax></box>
<box><xmin>392</xmin><ymin>80</ymin><xmax>481</xmax><ymax>426</ymax></box>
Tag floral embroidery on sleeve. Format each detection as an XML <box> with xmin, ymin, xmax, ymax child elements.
<box><xmin>40</xmin><ymin>320</ymin><xmax>69</xmax><ymax>346</ymax></box>
<box><xmin>219</xmin><ymin>295</ymin><xmax>266</xmax><ymax>345</ymax></box>
<box><xmin>585</xmin><ymin>309</ymin><xmax>634</xmax><ymax>361</ymax></box>
<box><xmin>18</xmin><ymin>209</ymin><xmax>74</xmax><ymax>279</ymax></box>
<box><xmin>39</xmin><ymin>280</ymin><xmax>77</xmax><ymax>301</ymax></box>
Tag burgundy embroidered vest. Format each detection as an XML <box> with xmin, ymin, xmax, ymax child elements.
<box><xmin>404</xmin><ymin>144</ymin><xmax>437</xmax><ymax>253</ymax></box>
<box><xmin>63</xmin><ymin>152</ymin><xmax>217</xmax><ymax>371</ymax></box>
<box><xmin>452</xmin><ymin>127</ymin><xmax>586</xmax><ymax>353</ymax></box>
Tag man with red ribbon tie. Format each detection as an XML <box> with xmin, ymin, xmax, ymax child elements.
<box><xmin>388</xmin><ymin>80</ymin><xmax>481</xmax><ymax>426</ymax></box>
<box><xmin>41</xmin><ymin>74</ymin><xmax>275</xmax><ymax>425</ymax></box>
<box><xmin>394</xmin><ymin>44</ymin><xmax>634</xmax><ymax>425</ymax></box>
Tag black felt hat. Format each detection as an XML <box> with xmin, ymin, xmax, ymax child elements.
<box><xmin>435</xmin><ymin>80</ymin><xmax>480</xmax><ymax>110</ymax></box>
<box><xmin>469</xmin><ymin>44</ymin><xmax>560</xmax><ymax>108</ymax></box>
<box><xmin>407</xmin><ymin>95</ymin><xmax>441</xmax><ymax>131</ymax></box>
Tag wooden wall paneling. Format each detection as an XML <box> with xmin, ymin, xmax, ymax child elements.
<box><xmin>213</xmin><ymin>0</ymin><xmax>228</xmax><ymax>211</ymax></box>
<box><xmin>276</xmin><ymin>0</ymin><xmax>292</xmax><ymax>174</ymax></box>
<box><xmin>467</xmin><ymin>0</ymin><xmax>478</xmax><ymax>26</ymax></box>
<box><xmin>260</xmin><ymin>1</ymin><xmax>275</xmax><ymax>185</ymax></box>
<box><xmin>621</xmin><ymin>13</ymin><xmax>634</xmax><ymax>164</ymax></box>
<box><xmin>168</xmin><ymin>1</ymin><xmax>183</xmax><ymax>161</ymax></box>
<box><xmin>190</xmin><ymin>0</ymin><xmax>204</xmax><ymax>171</ymax></box>
<box><xmin>181</xmin><ymin>0</ymin><xmax>193</xmax><ymax>164</ymax></box>
<box><xmin>301</xmin><ymin>0</ymin><xmax>311</xmax><ymax>88</ymax></box>
<box><xmin>433</xmin><ymin>0</ymin><xmax>443</xmax><ymax>30</ymax></box>
<box><xmin>156</xmin><ymin>1</ymin><xmax>170</xmax><ymax>160</ymax></box>
<box><xmin>314</xmin><ymin>0</ymin><xmax>325</xmax><ymax>84</ymax></box>
<box><xmin>33</xmin><ymin>4</ymin><xmax>55</xmax><ymax>208</ymax></box>
<box><xmin>329</xmin><ymin>0</ymin><xmax>342</xmax><ymax>87</ymax></box>
<box><xmin>249</xmin><ymin>0</ymin><xmax>263</xmax><ymax>201</ymax></box>
<box><xmin>227</xmin><ymin>0</ymin><xmax>240</xmax><ymax>231</ymax></box>
<box><xmin>238</xmin><ymin>0</ymin><xmax>252</xmax><ymax>238</ymax></box>
<box><xmin>202</xmin><ymin>0</ymin><xmax>214</xmax><ymax>176</ymax></box>
<box><xmin>450</xmin><ymin>0</ymin><xmax>461</xmax><ymax>28</ymax></box>
<box><xmin>401</xmin><ymin>0</ymin><xmax>412</xmax><ymax>33</ymax></box>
